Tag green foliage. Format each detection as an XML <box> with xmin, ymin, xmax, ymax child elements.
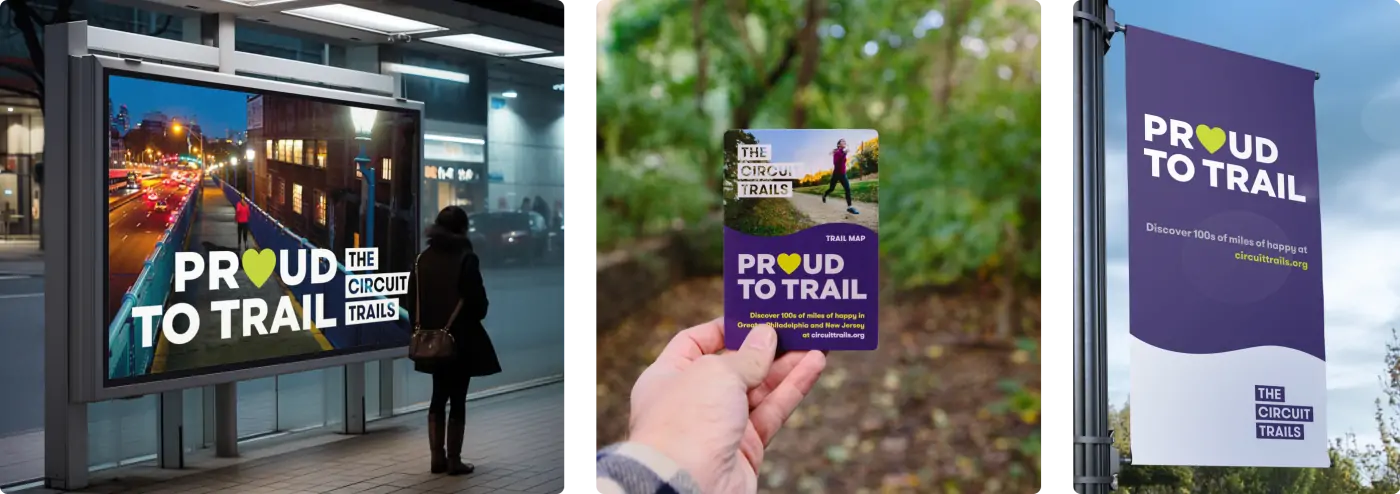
<box><xmin>1109</xmin><ymin>331</ymin><xmax>1400</xmax><ymax>493</ymax></box>
<box><xmin>1110</xmin><ymin>404</ymin><xmax>1373</xmax><ymax>494</ymax></box>
<box><xmin>795</xmin><ymin>180</ymin><xmax>878</xmax><ymax>204</ymax></box>
<box><xmin>598</xmin><ymin>0</ymin><xmax>1041</xmax><ymax>288</ymax></box>
<box><xmin>725</xmin><ymin>197</ymin><xmax>813</xmax><ymax>237</ymax></box>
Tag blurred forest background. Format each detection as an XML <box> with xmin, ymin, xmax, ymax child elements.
<box><xmin>1112</xmin><ymin>330</ymin><xmax>1400</xmax><ymax>493</ymax></box>
<box><xmin>596</xmin><ymin>0</ymin><xmax>1041</xmax><ymax>492</ymax></box>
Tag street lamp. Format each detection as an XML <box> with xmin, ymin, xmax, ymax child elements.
<box><xmin>244</xmin><ymin>148</ymin><xmax>256</xmax><ymax>202</ymax></box>
<box><xmin>350</xmin><ymin>108</ymin><xmax>378</xmax><ymax>248</ymax></box>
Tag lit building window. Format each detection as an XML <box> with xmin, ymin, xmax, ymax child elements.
<box><xmin>381</xmin><ymin>158</ymin><xmax>392</xmax><ymax>181</ymax></box>
<box><xmin>292</xmin><ymin>183</ymin><xmax>303</xmax><ymax>214</ymax></box>
<box><xmin>265</xmin><ymin>140</ymin><xmax>272</xmax><ymax>158</ymax></box>
<box><xmin>276</xmin><ymin>178</ymin><xmax>285</xmax><ymax>205</ymax></box>
<box><xmin>315</xmin><ymin>190</ymin><xmax>326</xmax><ymax>225</ymax></box>
<box><xmin>293</xmin><ymin>140</ymin><xmax>304</xmax><ymax>166</ymax></box>
<box><xmin>316</xmin><ymin>141</ymin><xmax>327</xmax><ymax>168</ymax></box>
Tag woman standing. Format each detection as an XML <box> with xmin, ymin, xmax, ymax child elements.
<box><xmin>407</xmin><ymin>206</ymin><xmax>502</xmax><ymax>476</ymax></box>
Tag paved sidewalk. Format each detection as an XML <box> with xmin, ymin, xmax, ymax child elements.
<box><xmin>17</xmin><ymin>383</ymin><xmax>563</xmax><ymax>494</ymax></box>
<box><xmin>0</xmin><ymin>238</ymin><xmax>42</xmax><ymax>276</ymax></box>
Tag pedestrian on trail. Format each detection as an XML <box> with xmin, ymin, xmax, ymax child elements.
<box><xmin>406</xmin><ymin>206</ymin><xmax>502</xmax><ymax>476</ymax></box>
<box><xmin>822</xmin><ymin>139</ymin><xmax>860</xmax><ymax>215</ymax></box>
<box><xmin>597</xmin><ymin>321</ymin><xmax>826</xmax><ymax>494</ymax></box>
<box><xmin>234</xmin><ymin>198</ymin><xmax>251</xmax><ymax>250</ymax></box>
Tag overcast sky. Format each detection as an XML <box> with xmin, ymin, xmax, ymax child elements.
<box><xmin>1104</xmin><ymin>0</ymin><xmax>1400</xmax><ymax>449</ymax></box>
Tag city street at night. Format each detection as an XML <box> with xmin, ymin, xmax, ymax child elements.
<box><xmin>105</xmin><ymin>172</ymin><xmax>193</xmax><ymax>321</ymax></box>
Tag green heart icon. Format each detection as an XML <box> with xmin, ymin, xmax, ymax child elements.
<box><xmin>1195</xmin><ymin>124</ymin><xmax>1226</xmax><ymax>154</ymax></box>
<box><xmin>241</xmin><ymin>248</ymin><xmax>276</xmax><ymax>288</ymax></box>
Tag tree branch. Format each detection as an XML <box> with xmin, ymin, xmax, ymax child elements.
<box><xmin>789</xmin><ymin>0</ymin><xmax>823</xmax><ymax>127</ymax></box>
<box><xmin>730</xmin><ymin>6</ymin><xmax>807</xmax><ymax>130</ymax></box>
<box><xmin>0</xmin><ymin>83</ymin><xmax>43</xmax><ymax>103</ymax></box>
<box><xmin>937</xmin><ymin>0</ymin><xmax>975</xmax><ymax>110</ymax></box>
<box><xmin>692</xmin><ymin>0</ymin><xmax>706</xmax><ymax>115</ymax></box>
<box><xmin>6</xmin><ymin>0</ymin><xmax>47</xmax><ymax>83</ymax></box>
<box><xmin>725</xmin><ymin>0</ymin><xmax>760</xmax><ymax>69</ymax></box>
<box><xmin>0</xmin><ymin>59</ymin><xmax>42</xmax><ymax>91</ymax></box>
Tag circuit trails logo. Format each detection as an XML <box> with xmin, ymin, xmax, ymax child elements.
<box><xmin>734</xmin><ymin>144</ymin><xmax>797</xmax><ymax>198</ymax></box>
<box><xmin>734</xmin><ymin>253</ymin><xmax>868</xmax><ymax>300</ymax></box>
<box><xmin>133</xmin><ymin>247</ymin><xmax>408</xmax><ymax>347</ymax></box>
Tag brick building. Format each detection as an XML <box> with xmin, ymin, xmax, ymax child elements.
<box><xmin>246</xmin><ymin>93</ymin><xmax>419</xmax><ymax>272</ymax></box>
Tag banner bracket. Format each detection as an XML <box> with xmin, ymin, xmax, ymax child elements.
<box><xmin>1073</xmin><ymin>6</ymin><xmax>1123</xmax><ymax>51</ymax></box>
<box><xmin>1075</xmin><ymin>435</ymin><xmax>1113</xmax><ymax>444</ymax></box>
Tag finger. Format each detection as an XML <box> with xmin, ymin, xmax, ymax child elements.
<box><xmin>747</xmin><ymin>351</ymin><xmax>809</xmax><ymax>407</ymax></box>
<box><xmin>654</xmin><ymin>317</ymin><xmax>725</xmax><ymax>364</ymax></box>
<box><xmin>750</xmin><ymin>350</ymin><xmax>827</xmax><ymax>445</ymax></box>
<box><xmin>738</xmin><ymin>420</ymin><xmax>766</xmax><ymax>475</ymax></box>
<box><xmin>721</xmin><ymin>324</ymin><xmax>778</xmax><ymax>388</ymax></box>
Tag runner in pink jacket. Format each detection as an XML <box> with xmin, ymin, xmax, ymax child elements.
<box><xmin>235</xmin><ymin>199</ymin><xmax>251</xmax><ymax>249</ymax></box>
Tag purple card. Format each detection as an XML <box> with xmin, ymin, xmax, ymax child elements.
<box><xmin>723</xmin><ymin>129</ymin><xmax>879</xmax><ymax>351</ymax></box>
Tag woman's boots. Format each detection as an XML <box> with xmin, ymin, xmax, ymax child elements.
<box><xmin>428</xmin><ymin>412</ymin><xmax>447</xmax><ymax>474</ymax></box>
<box><xmin>445</xmin><ymin>418</ymin><xmax>476</xmax><ymax>475</ymax></box>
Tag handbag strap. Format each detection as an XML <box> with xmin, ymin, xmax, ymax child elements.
<box><xmin>413</xmin><ymin>251</ymin><xmax>467</xmax><ymax>332</ymax></box>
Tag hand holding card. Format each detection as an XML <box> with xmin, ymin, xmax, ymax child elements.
<box><xmin>722</xmin><ymin>129</ymin><xmax>880</xmax><ymax>351</ymax></box>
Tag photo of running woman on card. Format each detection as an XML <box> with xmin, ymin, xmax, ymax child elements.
<box><xmin>823</xmin><ymin>139</ymin><xmax>858</xmax><ymax>214</ymax></box>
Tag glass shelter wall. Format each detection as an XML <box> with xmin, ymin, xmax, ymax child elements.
<box><xmin>395</xmin><ymin>63</ymin><xmax>564</xmax><ymax>411</ymax></box>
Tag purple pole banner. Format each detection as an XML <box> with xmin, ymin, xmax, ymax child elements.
<box><xmin>1125</xmin><ymin>27</ymin><xmax>1326</xmax><ymax>467</ymax></box>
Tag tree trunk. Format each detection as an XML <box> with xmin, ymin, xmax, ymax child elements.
<box><xmin>995</xmin><ymin>220</ymin><xmax>1018</xmax><ymax>339</ymax></box>
<box><xmin>936</xmin><ymin>0</ymin><xmax>974</xmax><ymax>111</ymax></box>
<box><xmin>692</xmin><ymin>0</ymin><xmax>707</xmax><ymax>116</ymax></box>
<box><xmin>789</xmin><ymin>0</ymin><xmax>823</xmax><ymax>127</ymax></box>
<box><xmin>729</xmin><ymin>0</ymin><xmax>811</xmax><ymax>130</ymax></box>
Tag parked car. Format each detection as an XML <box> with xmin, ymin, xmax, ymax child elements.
<box><xmin>468</xmin><ymin>211</ymin><xmax>548</xmax><ymax>265</ymax></box>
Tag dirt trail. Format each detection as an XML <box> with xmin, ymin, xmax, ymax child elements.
<box><xmin>787</xmin><ymin>191</ymin><xmax>879</xmax><ymax>232</ymax></box>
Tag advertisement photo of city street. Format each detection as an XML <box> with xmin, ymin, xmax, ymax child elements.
<box><xmin>105</xmin><ymin>73</ymin><xmax>421</xmax><ymax>384</ymax></box>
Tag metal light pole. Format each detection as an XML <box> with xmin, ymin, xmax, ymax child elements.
<box><xmin>1074</xmin><ymin>1</ymin><xmax>1120</xmax><ymax>492</ymax></box>
<box><xmin>350</xmin><ymin>108</ymin><xmax>378</xmax><ymax>249</ymax></box>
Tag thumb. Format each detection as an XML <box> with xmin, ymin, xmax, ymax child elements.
<box><xmin>723</xmin><ymin>325</ymin><xmax>777</xmax><ymax>388</ymax></box>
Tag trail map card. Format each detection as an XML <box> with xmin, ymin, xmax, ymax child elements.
<box><xmin>723</xmin><ymin>129</ymin><xmax>879</xmax><ymax>351</ymax></box>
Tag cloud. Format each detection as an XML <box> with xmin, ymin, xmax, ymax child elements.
<box><xmin>1101</xmin><ymin>141</ymin><xmax>1400</xmax><ymax>446</ymax></box>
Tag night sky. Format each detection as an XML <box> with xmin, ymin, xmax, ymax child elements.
<box><xmin>108</xmin><ymin>75</ymin><xmax>252</xmax><ymax>138</ymax></box>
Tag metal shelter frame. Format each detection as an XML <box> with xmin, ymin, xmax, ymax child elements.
<box><xmin>43</xmin><ymin>17</ymin><xmax>417</xmax><ymax>489</ymax></box>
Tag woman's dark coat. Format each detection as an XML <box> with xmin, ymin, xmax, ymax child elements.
<box><xmin>406</xmin><ymin>224</ymin><xmax>502</xmax><ymax>377</ymax></box>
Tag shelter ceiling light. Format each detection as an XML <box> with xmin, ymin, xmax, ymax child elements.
<box><xmin>220</xmin><ymin>0</ymin><xmax>299</xmax><ymax>7</ymax></box>
<box><xmin>425</xmin><ymin>134</ymin><xmax>485</xmax><ymax>145</ymax></box>
<box><xmin>282</xmin><ymin>4</ymin><xmax>445</xmax><ymax>36</ymax></box>
<box><xmin>384</xmin><ymin>63</ymin><xmax>469</xmax><ymax>84</ymax></box>
<box><xmin>422</xmin><ymin>34</ymin><xmax>550</xmax><ymax>57</ymax></box>
<box><xmin>520</xmin><ymin>56</ymin><xmax>563</xmax><ymax>70</ymax></box>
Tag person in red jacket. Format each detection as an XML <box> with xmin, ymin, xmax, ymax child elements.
<box><xmin>235</xmin><ymin>198</ymin><xmax>251</xmax><ymax>249</ymax></box>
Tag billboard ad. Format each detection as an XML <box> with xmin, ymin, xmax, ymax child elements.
<box><xmin>103</xmin><ymin>70</ymin><xmax>421</xmax><ymax>387</ymax></box>
<box><xmin>1125</xmin><ymin>27</ymin><xmax>1327</xmax><ymax>467</ymax></box>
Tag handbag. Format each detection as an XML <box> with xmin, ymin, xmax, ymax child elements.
<box><xmin>408</xmin><ymin>253</ymin><xmax>464</xmax><ymax>365</ymax></box>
